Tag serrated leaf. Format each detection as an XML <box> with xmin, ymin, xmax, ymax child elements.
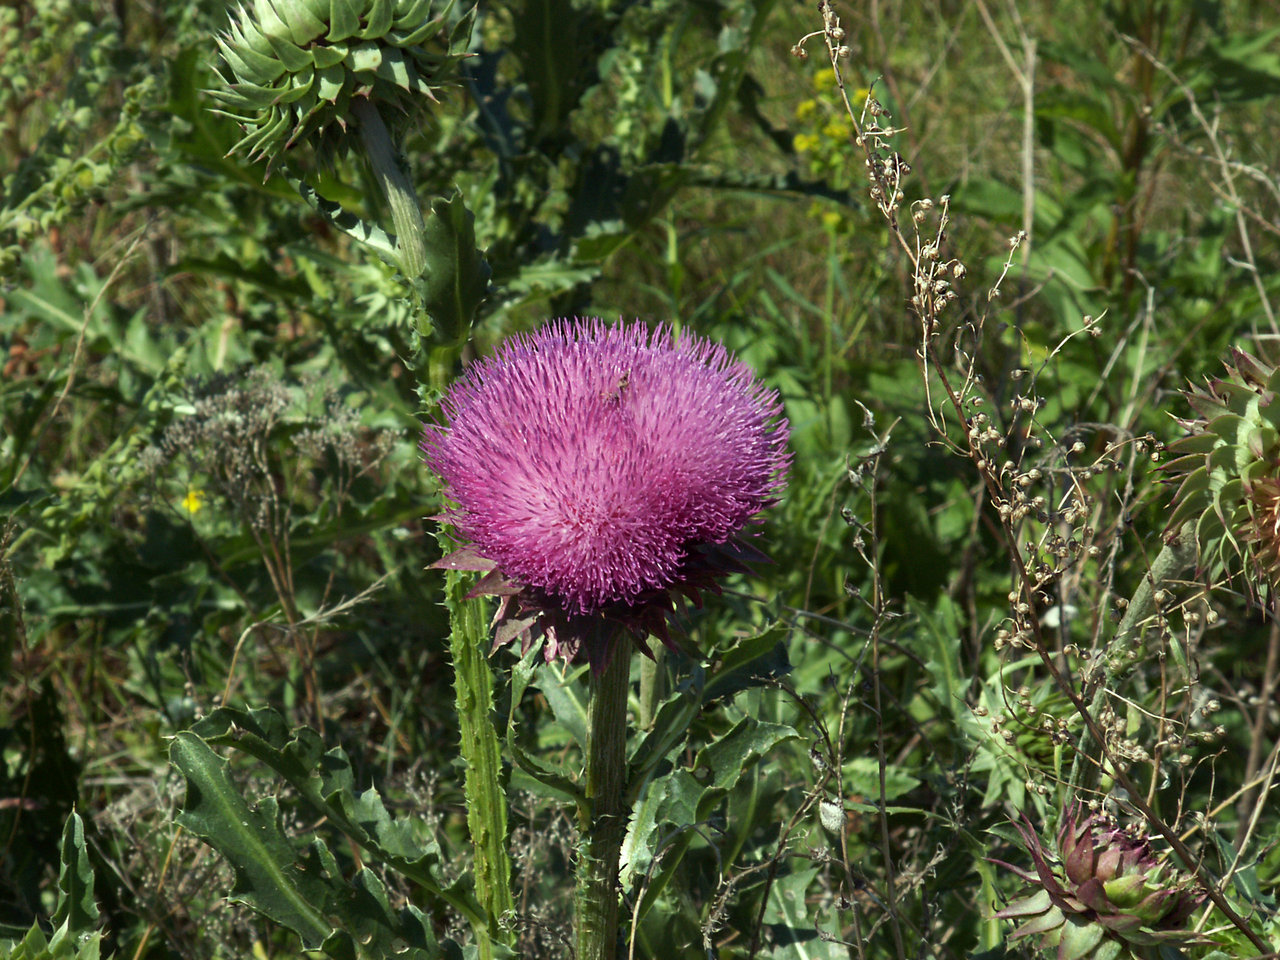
<box><xmin>618</xmin><ymin>776</ymin><xmax>666</xmax><ymax>891</ymax></box>
<box><xmin>633</xmin><ymin>717</ymin><xmax>797</xmax><ymax>922</ymax></box>
<box><xmin>185</xmin><ymin>707</ymin><xmax>486</xmax><ymax>929</ymax></box>
<box><xmin>289</xmin><ymin>176</ymin><xmax>398</xmax><ymax>263</ymax></box>
<box><xmin>622</xmin><ymin>768</ymin><xmax>702</xmax><ymax>905</ymax></box>
<box><xmin>697</xmin><ymin>716</ymin><xmax>798</xmax><ymax>804</ymax></box>
<box><xmin>415</xmin><ymin>192</ymin><xmax>491</xmax><ymax>343</ymax></box>
<box><xmin>169</xmin><ymin>731</ymin><xmax>334</xmax><ymax>948</ymax></box>
<box><xmin>626</xmin><ymin>671</ymin><xmax>703</xmax><ymax>786</ymax></box>
<box><xmin>703</xmin><ymin>625</ymin><xmax>791</xmax><ymax>703</ymax></box>
<box><xmin>50</xmin><ymin>810</ymin><xmax>98</xmax><ymax>934</ymax></box>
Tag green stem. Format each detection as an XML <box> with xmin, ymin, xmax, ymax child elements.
<box><xmin>353</xmin><ymin>97</ymin><xmax>428</xmax><ymax>279</ymax></box>
<box><xmin>575</xmin><ymin>651</ymin><xmax>632</xmax><ymax>960</ymax></box>
<box><xmin>1068</xmin><ymin>526</ymin><xmax>1196</xmax><ymax>791</ymax></box>
<box><xmin>445</xmin><ymin>568</ymin><xmax>515</xmax><ymax>955</ymax></box>
<box><xmin>637</xmin><ymin>646</ymin><xmax>663</xmax><ymax>731</ymax></box>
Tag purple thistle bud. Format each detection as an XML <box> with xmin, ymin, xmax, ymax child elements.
<box><xmin>422</xmin><ymin>318</ymin><xmax>790</xmax><ymax>667</ymax></box>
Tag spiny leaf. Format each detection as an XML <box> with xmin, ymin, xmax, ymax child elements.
<box><xmin>186</xmin><ymin>707</ymin><xmax>486</xmax><ymax>928</ymax></box>
<box><xmin>49</xmin><ymin>810</ymin><xmax>99</xmax><ymax>940</ymax></box>
<box><xmin>169</xmin><ymin>732</ymin><xmax>333</xmax><ymax>948</ymax></box>
<box><xmin>415</xmin><ymin>191</ymin><xmax>490</xmax><ymax>343</ymax></box>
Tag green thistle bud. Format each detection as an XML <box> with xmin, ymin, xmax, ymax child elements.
<box><xmin>210</xmin><ymin>0</ymin><xmax>470</xmax><ymax>174</ymax></box>
<box><xmin>1164</xmin><ymin>348</ymin><xmax>1280</xmax><ymax>588</ymax></box>
<box><xmin>993</xmin><ymin>805</ymin><xmax>1203</xmax><ymax>960</ymax></box>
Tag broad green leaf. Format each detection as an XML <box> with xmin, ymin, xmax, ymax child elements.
<box><xmin>703</xmin><ymin>625</ymin><xmax>791</xmax><ymax>703</ymax></box>
<box><xmin>632</xmin><ymin>717</ymin><xmax>798</xmax><ymax>920</ymax></box>
<box><xmin>841</xmin><ymin>757</ymin><xmax>920</xmax><ymax>803</ymax></box>
<box><xmin>172</xmin><ymin>727</ymin><xmax>475</xmax><ymax>958</ymax></box>
<box><xmin>761</xmin><ymin>865</ymin><xmax>846</xmax><ymax>960</ymax></box>
<box><xmin>184</xmin><ymin>707</ymin><xmax>485</xmax><ymax>928</ymax></box>
<box><xmin>290</xmin><ymin>175</ymin><xmax>398</xmax><ymax>263</ymax></box>
<box><xmin>170</xmin><ymin>732</ymin><xmax>334</xmax><ymax>948</ymax></box>
<box><xmin>416</xmin><ymin>192</ymin><xmax>490</xmax><ymax>344</ymax></box>
<box><xmin>697</xmin><ymin>716</ymin><xmax>798</xmax><ymax>805</ymax></box>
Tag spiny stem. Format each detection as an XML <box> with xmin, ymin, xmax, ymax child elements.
<box><xmin>575</xmin><ymin>650</ymin><xmax>632</xmax><ymax>960</ymax></box>
<box><xmin>353</xmin><ymin>97</ymin><xmax>428</xmax><ymax>279</ymax></box>
<box><xmin>444</xmin><ymin>568</ymin><xmax>514</xmax><ymax>956</ymax></box>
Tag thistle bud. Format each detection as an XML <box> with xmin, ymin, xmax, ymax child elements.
<box><xmin>210</xmin><ymin>0</ymin><xmax>471</xmax><ymax>174</ymax></box>
<box><xmin>1164</xmin><ymin>348</ymin><xmax>1280</xmax><ymax>589</ymax></box>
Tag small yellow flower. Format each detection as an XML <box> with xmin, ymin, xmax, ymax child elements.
<box><xmin>794</xmin><ymin>98</ymin><xmax>817</xmax><ymax>121</ymax></box>
<box><xmin>822</xmin><ymin>121</ymin><xmax>847</xmax><ymax>141</ymax></box>
<box><xmin>793</xmin><ymin>133</ymin><xmax>819</xmax><ymax>153</ymax></box>
<box><xmin>821</xmin><ymin>210</ymin><xmax>843</xmax><ymax>231</ymax></box>
<box><xmin>181</xmin><ymin>488</ymin><xmax>205</xmax><ymax>514</ymax></box>
<box><xmin>812</xmin><ymin>70</ymin><xmax>836</xmax><ymax>92</ymax></box>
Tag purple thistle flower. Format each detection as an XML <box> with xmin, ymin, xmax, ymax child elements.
<box><xmin>422</xmin><ymin>318</ymin><xmax>789</xmax><ymax>668</ymax></box>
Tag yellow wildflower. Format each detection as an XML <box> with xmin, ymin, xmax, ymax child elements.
<box><xmin>812</xmin><ymin>70</ymin><xmax>836</xmax><ymax>92</ymax></box>
<box><xmin>793</xmin><ymin>133</ymin><xmax>820</xmax><ymax>154</ymax></box>
<box><xmin>822</xmin><ymin>121</ymin><xmax>847</xmax><ymax>141</ymax></box>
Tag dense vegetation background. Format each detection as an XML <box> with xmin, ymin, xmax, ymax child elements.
<box><xmin>2</xmin><ymin>0</ymin><xmax>1279</xmax><ymax>957</ymax></box>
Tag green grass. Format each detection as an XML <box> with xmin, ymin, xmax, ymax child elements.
<box><xmin>2</xmin><ymin>0</ymin><xmax>1279</xmax><ymax>957</ymax></box>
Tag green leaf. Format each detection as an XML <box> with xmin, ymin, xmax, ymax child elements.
<box><xmin>841</xmin><ymin>757</ymin><xmax>920</xmax><ymax>803</ymax></box>
<box><xmin>182</xmin><ymin>708</ymin><xmax>486</xmax><ymax>929</ymax></box>
<box><xmin>620</xmin><ymin>769</ymin><xmax>702</xmax><ymax>898</ymax></box>
<box><xmin>703</xmin><ymin>625</ymin><xmax>791</xmax><ymax>703</ymax></box>
<box><xmin>169</xmin><ymin>732</ymin><xmax>334</xmax><ymax>949</ymax></box>
<box><xmin>290</xmin><ymin>175</ymin><xmax>399</xmax><ymax>263</ymax></box>
<box><xmin>172</xmin><ymin>723</ymin><xmax>479</xmax><ymax>958</ymax></box>
<box><xmin>49</xmin><ymin>811</ymin><xmax>98</xmax><ymax>939</ymax></box>
<box><xmin>631</xmin><ymin>716</ymin><xmax>798</xmax><ymax>921</ymax></box>
<box><xmin>534</xmin><ymin>662</ymin><xmax>589</xmax><ymax>750</ymax></box>
<box><xmin>909</xmin><ymin>595</ymin><xmax>962</xmax><ymax>720</ymax></box>
<box><xmin>696</xmin><ymin>716</ymin><xmax>797</xmax><ymax>806</ymax></box>
<box><xmin>416</xmin><ymin>192</ymin><xmax>491</xmax><ymax>344</ymax></box>
<box><xmin>627</xmin><ymin>670</ymin><xmax>703</xmax><ymax>787</ymax></box>
<box><xmin>761</xmin><ymin>865</ymin><xmax>846</xmax><ymax>960</ymax></box>
<box><xmin>3</xmin><ymin>811</ymin><xmax>108</xmax><ymax>960</ymax></box>
<box><xmin>505</xmin><ymin>650</ymin><xmax>585</xmax><ymax>804</ymax></box>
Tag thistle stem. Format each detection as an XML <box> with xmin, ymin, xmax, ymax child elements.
<box><xmin>444</xmin><ymin>568</ymin><xmax>515</xmax><ymax>956</ymax></box>
<box><xmin>575</xmin><ymin>651</ymin><xmax>632</xmax><ymax>960</ymax></box>
<box><xmin>353</xmin><ymin>97</ymin><xmax>428</xmax><ymax>279</ymax></box>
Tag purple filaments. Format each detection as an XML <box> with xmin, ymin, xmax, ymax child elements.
<box><xmin>423</xmin><ymin>318</ymin><xmax>790</xmax><ymax>620</ymax></box>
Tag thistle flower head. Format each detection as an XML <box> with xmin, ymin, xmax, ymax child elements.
<box><xmin>994</xmin><ymin>805</ymin><xmax>1203</xmax><ymax>960</ymax></box>
<box><xmin>422</xmin><ymin>318</ymin><xmax>790</xmax><ymax>669</ymax></box>
<box><xmin>209</xmin><ymin>0</ymin><xmax>471</xmax><ymax>173</ymax></box>
<box><xmin>1164</xmin><ymin>348</ymin><xmax>1280</xmax><ymax>589</ymax></box>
